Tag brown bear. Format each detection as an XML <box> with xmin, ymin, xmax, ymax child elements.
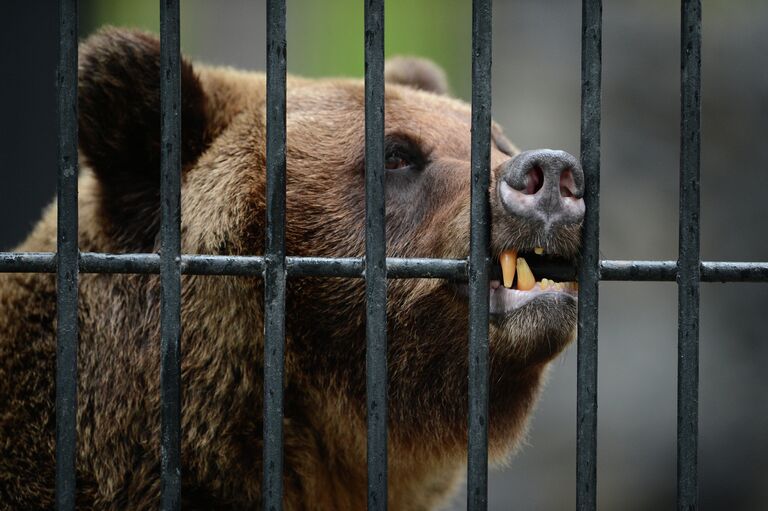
<box><xmin>0</xmin><ymin>28</ymin><xmax>583</xmax><ymax>510</ymax></box>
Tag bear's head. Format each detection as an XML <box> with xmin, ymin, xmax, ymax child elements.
<box><xmin>75</xmin><ymin>28</ymin><xmax>583</xmax><ymax>505</ymax></box>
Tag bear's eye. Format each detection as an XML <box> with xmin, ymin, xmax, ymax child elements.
<box><xmin>385</xmin><ymin>149</ymin><xmax>412</xmax><ymax>171</ymax></box>
<box><xmin>383</xmin><ymin>136</ymin><xmax>425</xmax><ymax>173</ymax></box>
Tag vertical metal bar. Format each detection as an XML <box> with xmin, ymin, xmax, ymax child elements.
<box><xmin>263</xmin><ymin>0</ymin><xmax>287</xmax><ymax>509</ymax></box>
<box><xmin>55</xmin><ymin>0</ymin><xmax>78</xmax><ymax>509</ymax></box>
<box><xmin>678</xmin><ymin>1</ymin><xmax>701</xmax><ymax>509</ymax></box>
<box><xmin>364</xmin><ymin>0</ymin><xmax>387</xmax><ymax>509</ymax></box>
<box><xmin>467</xmin><ymin>0</ymin><xmax>492</xmax><ymax>509</ymax></box>
<box><xmin>160</xmin><ymin>1</ymin><xmax>182</xmax><ymax>509</ymax></box>
<box><xmin>576</xmin><ymin>1</ymin><xmax>602</xmax><ymax>509</ymax></box>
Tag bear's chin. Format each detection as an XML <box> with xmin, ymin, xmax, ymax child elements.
<box><xmin>489</xmin><ymin>294</ymin><xmax>578</xmax><ymax>367</ymax></box>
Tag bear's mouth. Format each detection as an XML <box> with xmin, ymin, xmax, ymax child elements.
<box><xmin>487</xmin><ymin>248</ymin><xmax>578</xmax><ymax>315</ymax></box>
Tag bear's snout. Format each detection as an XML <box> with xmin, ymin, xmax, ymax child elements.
<box><xmin>497</xmin><ymin>149</ymin><xmax>585</xmax><ymax>230</ymax></box>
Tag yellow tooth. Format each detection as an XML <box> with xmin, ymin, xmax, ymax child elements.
<box><xmin>554</xmin><ymin>282</ymin><xmax>564</xmax><ymax>292</ymax></box>
<box><xmin>534</xmin><ymin>246</ymin><xmax>545</xmax><ymax>255</ymax></box>
<box><xmin>540</xmin><ymin>279</ymin><xmax>550</xmax><ymax>290</ymax></box>
<box><xmin>500</xmin><ymin>249</ymin><xmax>517</xmax><ymax>288</ymax></box>
<box><xmin>516</xmin><ymin>257</ymin><xmax>536</xmax><ymax>291</ymax></box>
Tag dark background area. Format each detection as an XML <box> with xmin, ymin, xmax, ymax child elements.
<box><xmin>1</xmin><ymin>1</ymin><xmax>766</xmax><ymax>509</ymax></box>
<box><xmin>1</xmin><ymin>2</ymin><xmax>58</xmax><ymax>248</ymax></box>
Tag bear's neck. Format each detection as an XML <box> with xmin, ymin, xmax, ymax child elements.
<box><xmin>285</xmin><ymin>390</ymin><xmax>464</xmax><ymax>511</ymax></box>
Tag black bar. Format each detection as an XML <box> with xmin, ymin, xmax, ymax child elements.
<box><xmin>287</xmin><ymin>257</ymin><xmax>362</xmax><ymax>278</ymax></box>
<box><xmin>81</xmin><ymin>253</ymin><xmax>160</xmax><ymax>274</ymax></box>
<box><xmin>3</xmin><ymin>253</ymin><xmax>768</xmax><ymax>282</ymax></box>
<box><xmin>577</xmin><ymin>0</ymin><xmax>602</xmax><ymax>509</ymax></box>
<box><xmin>385</xmin><ymin>258</ymin><xmax>466</xmax><ymax>280</ymax></box>
<box><xmin>699</xmin><ymin>262</ymin><xmax>768</xmax><ymax>282</ymax></box>
<box><xmin>600</xmin><ymin>260</ymin><xmax>675</xmax><ymax>281</ymax></box>
<box><xmin>263</xmin><ymin>0</ymin><xmax>287</xmax><ymax>508</ymax></box>
<box><xmin>182</xmin><ymin>255</ymin><xmax>264</xmax><ymax>276</ymax></box>
<box><xmin>601</xmin><ymin>261</ymin><xmax>768</xmax><ymax>282</ymax></box>
<box><xmin>467</xmin><ymin>0</ymin><xmax>492</xmax><ymax>508</ymax></box>
<box><xmin>287</xmin><ymin>257</ymin><xmax>466</xmax><ymax>280</ymax></box>
<box><xmin>364</xmin><ymin>0</ymin><xmax>387</xmax><ymax>508</ymax></box>
<box><xmin>159</xmin><ymin>1</ymin><xmax>182</xmax><ymax>509</ymax></box>
<box><xmin>678</xmin><ymin>1</ymin><xmax>702</xmax><ymax>508</ymax></box>
<box><xmin>0</xmin><ymin>253</ymin><xmax>58</xmax><ymax>273</ymax></box>
<box><xmin>55</xmin><ymin>0</ymin><xmax>78</xmax><ymax>509</ymax></box>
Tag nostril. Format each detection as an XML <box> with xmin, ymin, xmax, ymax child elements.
<box><xmin>559</xmin><ymin>168</ymin><xmax>577</xmax><ymax>198</ymax></box>
<box><xmin>524</xmin><ymin>166</ymin><xmax>544</xmax><ymax>195</ymax></box>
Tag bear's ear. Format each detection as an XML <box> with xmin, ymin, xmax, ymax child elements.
<box><xmin>384</xmin><ymin>56</ymin><xmax>449</xmax><ymax>95</ymax></box>
<box><xmin>78</xmin><ymin>28</ymin><xmax>209</xmax><ymax>248</ymax></box>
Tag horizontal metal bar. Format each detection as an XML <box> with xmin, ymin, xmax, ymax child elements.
<box><xmin>286</xmin><ymin>257</ymin><xmax>361</xmax><ymax>278</ymax></box>
<box><xmin>1</xmin><ymin>253</ymin><xmax>767</xmax><ymax>282</ymax></box>
<box><xmin>182</xmin><ymin>255</ymin><xmax>264</xmax><ymax>276</ymax></box>
<box><xmin>387</xmin><ymin>258</ymin><xmax>467</xmax><ymax>279</ymax></box>
<box><xmin>0</xmin><ymin>252</ymin><xmax>57</xmax><ymax>272</ymax></box>
<box><xmin>0</xmin><ymin>253</ymin><xmax>265</xmax><ymax>275</ymax></box>
<box><xmin>699</xmin><ymin>262</ymin><xmax>768</xmax><ymax>282</ymax></box>
<box><xmin>286</xmin><ymin>257</ymin><xmax>467</xmax><ymax>279</ymax></box>
<box><xmin>599</xmin><ymin>260</ymin><xmax>676</xmax><ymax>281</ymax></box>
<box><xmin>600</xmin><ymin>261</ymin><xmax>768</xmax><ymax>282</ymax></box>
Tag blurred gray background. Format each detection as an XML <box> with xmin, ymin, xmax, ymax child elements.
<box><xmin>1</xmin><ymin>1</ymin><xmax>766</xmax><ymax>509</ymax></box>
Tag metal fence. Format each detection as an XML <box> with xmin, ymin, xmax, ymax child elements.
<box><xmin>1</xmin><ymin>0</ymin><xmax>768</xmax><ymax>510</ymax></box>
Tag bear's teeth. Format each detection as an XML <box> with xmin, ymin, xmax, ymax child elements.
<box><xmin>500</xmin><ymin>249</ymin><xmax>517</xmax><ymax>288</ymax></box>
<box><xmin>534</xmin><ymin>246</ymin><xmax>545</xmax><ymax>255</ymax></box>
<box><xmin>516</xmin><ymin>257</ymin><xmax>536</xmax><ymax>291</ymax></box>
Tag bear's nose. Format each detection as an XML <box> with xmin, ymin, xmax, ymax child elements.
<box><xmin>497</xmin><ymin>149</ymin><xmax>585</xmax><ymax>228</ymax></box>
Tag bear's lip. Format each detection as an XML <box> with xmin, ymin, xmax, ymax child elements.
<box><xmin>488</xmin><ymin>280</ymin><xmax>577</xmax><ymax>315</ymax></box>
<box><xmin>454</xmin><ymin>279</ymin><xmax>577</xmax><ymax>315</ymax></box>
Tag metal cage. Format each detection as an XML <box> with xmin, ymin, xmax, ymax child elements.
<box><xmin>1</xmin><ymin>0</ymin><xmax>768</xmax><ymax>510</ymax></box>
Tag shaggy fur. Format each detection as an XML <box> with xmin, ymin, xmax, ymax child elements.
<box><xmin>0</xmin><ymin>28</ymin><xmax>580</xmax><ymax>510</ymax></box>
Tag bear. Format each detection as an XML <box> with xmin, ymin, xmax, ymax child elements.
<box><xmin>0</xmin><ymin>28</ymin><xmax>583</xmax><ymax>510</ymax></box>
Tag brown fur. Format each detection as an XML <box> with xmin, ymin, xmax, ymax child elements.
<box><xmin>0</xmin><ymin>28</ymin><xmax>580</xmax><ymax>510</ymax></box>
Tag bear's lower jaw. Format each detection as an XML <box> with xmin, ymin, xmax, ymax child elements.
<box><xmin>489</xmin><ymin>293</ymin><xmax>578</xmax><ymax>365</ymax></box>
